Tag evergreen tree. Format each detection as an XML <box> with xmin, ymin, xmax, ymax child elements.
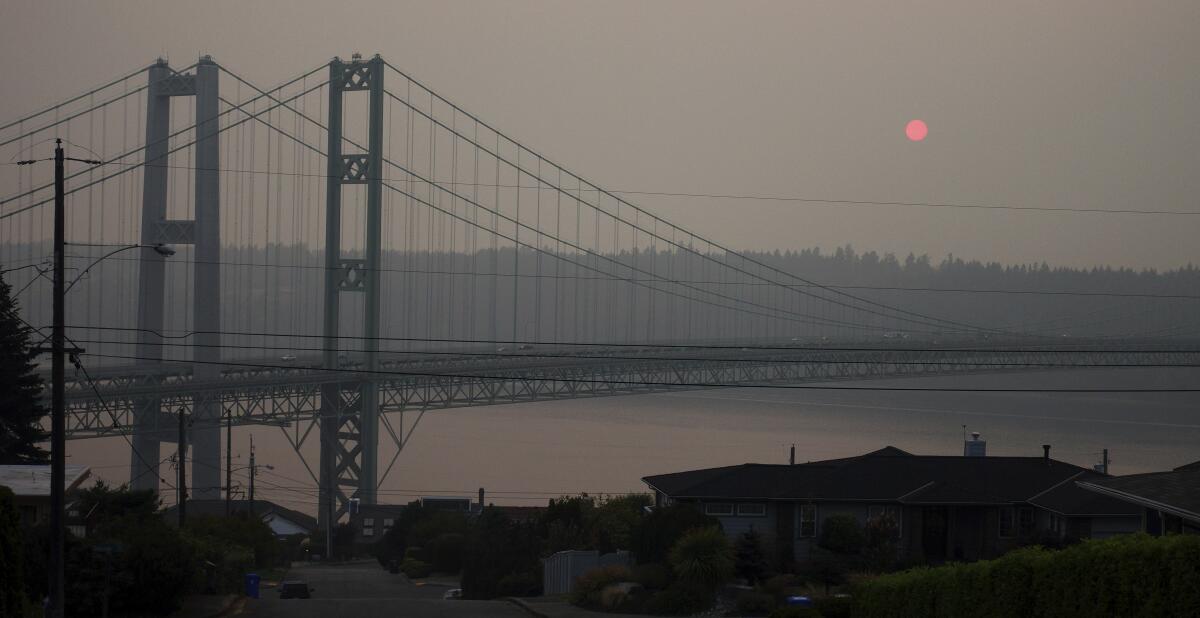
<box><xmin>0</xmin><ymin>271</ymin><xmax>48</xmax><ymax>463</ymax></box>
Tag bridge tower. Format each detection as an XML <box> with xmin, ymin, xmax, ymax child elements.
<box><xmin>319</xmin><ymin>54</ymin><xmax>384</xmax><ymax>531</ymax></box>
<box><xmin>130</xmin><ymin>57</ymin><xmax>223</xmax><ymax>499</ymax></box>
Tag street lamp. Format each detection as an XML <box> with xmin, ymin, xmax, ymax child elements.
<box><xmin>63</xmin><ymin>242</ymin><xmax>176</xmax><ymax>293</ymax></box>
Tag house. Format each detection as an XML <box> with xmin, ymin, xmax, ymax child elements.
<box><xmin>351</xmin><ymin>503</ymin><xmax>410</xmax><ymax>545</ymax></box>
<box><xmin>0</xmin><ymin>464</ymin><xmax>91</xmax><ymax>536</ymax></box>
<box><xmin>642</xmin><ymin>445</ymin><xmax>1140</xmax><ymax>566</ymax></box>
<box><xmin>161</xmin><ymin>499</ymin><xmax>317</xmax><ymax>537</ymax></box>
<box><xmin>1076</xmin><ymin>460</ymin><xmax>1200</xmax><ymax>535</ymax></box>
<box><xmin>349</xmin><ymin>494</ymin><xmax>548</xmax><ymax>546</ymax></box>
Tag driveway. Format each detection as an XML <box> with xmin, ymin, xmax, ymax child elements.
<box><xmin>238</xmin><ymin>560</ymin><xmax>528</xmax><ymax>618</ymax></box>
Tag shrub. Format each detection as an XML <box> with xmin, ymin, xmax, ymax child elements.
<box><xmin>497</xmin><ymin>572</ymin><xmax>541</xmax><ymax>597</ymax></box>
<box><xmin>761</xmin><ymin>573</ymin><xmax>805</xmax><ymax>599</ymax></box>
<box><xmin>668</xmin><ymin>527</ymin><xmax>734</xmax><ymax>593</ymax></box>
<box><xmin>427</xmin><ymin>533</ymin><xmax>465</xmax><ymax>573</ymax></box>
<box><xmin>736</xmin><ymin>529</ymin><xmax>770</xmax><ymax>585</ymax></box>
<box><xmin>400</xmin><ymin>559</ymin><xmax>433</xmax><ymax>579</ymax></box>
<box><xmin>632</xmin><ymin>504</ymin><xmax>720</xmax><ymax>565</ymax></box>
<box><xmin>404</xmin><ymin>546</ymin><xmax>427</xmax><ymax>562</ymax></box>
<box><xmin>570</xmin><ymin>565</ymin><xmax>631</xmax><ymax>606</ymax></box>
<box><xmin>644</xmin><ymin>582</ymin><xmax>712</xmax><ymax>615</ymax></box>
<box><xmin>0</xmin><ymin>487</ymin><xmax>28</xmax><ymax>617</ymax></box>
<box><xmin>460</xmin><ymin>509</ymin><xmax>542</xmax><ymax>599</ymax></box>
<box><xmin>818</xmin><ymin>515</ymin><xmax>864</xmax><ymax>555</ymax></box>
<box><xmin>853</xmin><ymin>533</ymin><xmax>1200</xmax><ymax>618</ymax></box>
<box><xmin>768</xmin><ymin>607</ymin><xmax>824</xmax><ymax>618</ymax></box>
<box><xmin>737</xmin><ymin>589</ymin><xmax>778</xmax><ymax>614</ymax></box>
<box><xmin>814</xmin><ymin>595</ymin><xmax>853</xmax><ymax>618</ymax></box>
<box><xmin>631</xmin><ymin>563</ymin><xmax>672</xmax><ymax>590</ymax></box>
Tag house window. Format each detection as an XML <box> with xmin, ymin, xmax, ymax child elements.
<box><xmin>1049</xmin><ymin>513</ymin><xmax>1062</xmax><ymax>535</ymax></box>
<box><xmin>363</xmin><ymin>528</ymin><xmax>374</xmax><ymax>537</ymax></box>
<box><xmin>868</xmin><ymin>505</ymin><xmax>903</xmax><ymax>537</ymax></box>
<box><xmin>1018</xmin><ymin>508</ymin><xmax>1035</xmax><ymax>536</ymax></box>
<box><xmin>363</xmin><ymin>518</ymin><xmax>374</xmax><ymax>528</ymax></box>
<box><xmin>799</xmin><ymin>504</ymin><xmax>817</xmax><ymax>538</ymax></box>
<box><xmin>705</xmin><ymin>503</ymin><xmax>734</xmax><ymax>516</ymax></box>
<box><xmin>737</xmin><ymin>503</ymin><xmax>766</xmax><ymax>517</ymax></box>
<box><xmin>383</xmin><ymin>518</ymin><xmax>394</xmax><ymax>529</ymax></box>
<box><xmin>1000</xmin><ymin>507</ymin><xmax>1015</xmax><ymax>538</ymax></box>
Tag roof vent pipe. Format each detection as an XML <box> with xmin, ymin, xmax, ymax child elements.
<box><xmin>1042</xmin><ymin>444</ymin><xmax>1051</xmax><ymax>463</ymax></box>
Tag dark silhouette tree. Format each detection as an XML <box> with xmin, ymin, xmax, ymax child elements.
<box><xmin>0</xmin><ymin>272</ymin><xmax>47</xmax><ymax>464</ymax></box>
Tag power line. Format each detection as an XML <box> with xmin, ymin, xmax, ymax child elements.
<box><xmin>60</xmin><ymin>337</ymin><xmax>1200</xmax><ymax>369</ymax></box>
<box><xmin>70</xmin><ymin>356</ymin><xmax>176</xmax><ymax>489</ymax></box>
<box><xmin>37</xmin><ymin>251</ymin><xmax>1200</xmax><ymax>301</ymax></box>
<box><xmin>7</xmin><ymin>156</ymin><xmax>1198</xmax><ymax>217</ymax></box>
<box><xmin>77</xmin><ymin>351</ymin><xmax>1200</xmax><ymax>393</ymax></box>
<box><xmin>61</xmin><ymin>324</ymin><xmax>1200</xmax><ymax>354</ymax></box>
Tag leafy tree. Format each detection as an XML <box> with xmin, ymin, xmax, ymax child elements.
<box><xmin>0</xmin><ymin>271</ymin><xmax>48</xmax><ymax>464</ymax></box>
<box><xmin>185</xmin><ymin>513</ymin><xmax>279</xmax><ymax>567</ymax></box>
<box><xmin>668</xmin><ymin>526</ymin><xmax>734</xmax><ymax>592</ymax></box>
<box><xmin>734</xmin><ymin>528</ymin><xmax>769</xmax><ymax>585</ymax></box>
<box><xmin>461</xmin><ymin>508</ymin><xmax>542</xmax><ymax>599</ymax></box>
<box><xmin>810</xmin><ymin>515</ymin><xmax>865</xmax><ymax>594</ymax></box>
<box><xmin>863</xmin><ymin>513</ymin><xmax>900</xmax><ymax>572</ymax></box>
<box><xmin>631</xmin><ymin>503</ymin><xmax>720</xmax><ymax>565</ymax></box>
<box><xmin>23</xmin><ymin>483</ymin><xmax>195</xmax><ymax>616</ymax></box>
<box><xmin>0</xmin><ymin>486</ymin><xmax>28</xmax><ymax>616</ymax></box>
<box><xmin>818</xmin><ymin>514</ymin><xmax>865</xmax><ymax>554</ymax></box>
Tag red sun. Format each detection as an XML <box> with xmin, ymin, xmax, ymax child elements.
<box><xmin>906</xmin><ymin>119</ymin><xmax>928</xmax><ymax>142</ymax></box>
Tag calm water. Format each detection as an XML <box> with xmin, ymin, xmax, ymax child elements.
<box><xmin>74</xmin><ymin>368</ymin><xmax>1200</xmax><ymax>513</ymax></box>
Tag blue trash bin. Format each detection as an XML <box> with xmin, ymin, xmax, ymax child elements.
<box><xmin>245</xmin><ymin>573</ymin><xmax>261</xmax><ymax>599</ymax></box>
<box><xmin>785</xmin><ymin>595</ymin><xmax>812</xmax><ymax>607</ymax></box>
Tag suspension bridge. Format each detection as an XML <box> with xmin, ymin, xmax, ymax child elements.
<box><xmin>2</xmin><ymin>54</ymin><xmax>1197</xmax><ymax>530</ymax></box>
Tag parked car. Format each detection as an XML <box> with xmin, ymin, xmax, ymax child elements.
<box><xmin>443</xmin><ymin>588</ymin><xmax>463</xmax><ymax>600</ymax></box>
<box><xmin>278</xmin><ymin>581</ymin><xmax>314</xmax><ymax>599</ymax></box>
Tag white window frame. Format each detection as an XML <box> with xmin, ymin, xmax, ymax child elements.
<box><xmin>363</xmin><ymin>518</ymin><xmax>374</xmax><ymax>528</ymax></box>
<box><xmin>362</xmin><ymin>527</ymin><xmax>374</xmax><ymax>537</ymax></box>
<box><xmin>383</xmin><ymin>518</ymin><xmax>394</xmax><ymax>529</ymax></box>
<box><xmin>999</xmin><ymin>506</ymin><xmax>1016</xmax><ymax>538</ymax></box>
<box><xmin>798</xmin><ymin>504</ymin><xmax>817</xmax><ymax>538</ymax></box>
<box><xmin>705</xmin><ymin>503</ymin><xmax>734</xmax><ymax>516</ymax></box>
<box><xmin>737</xmin><ymin>503</ymin><xmax>767</xmax><ymax>517</ymax></box>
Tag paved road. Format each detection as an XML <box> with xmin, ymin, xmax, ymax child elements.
<box><xmin>238</xmin><ymin>561</ymin><xmax>528</xmax><ymax>618</ymax></box>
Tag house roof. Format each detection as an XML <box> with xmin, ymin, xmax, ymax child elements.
<box><xmin>161</xmin><ymin>499</ymin><xmax>317</xmax><ymax>532</ymax></box>
<box><xmin>1076</xmin><ymin>463</ymin><xmax>1200</xmax><ymax>523</ymax></box>
<box><xmin>642</xmin><ymin>447</ymin><xmax>1136</xmax><ymax>516</ymax></box>
<box><xmin>0</xmin><ymin>465</ymin><xmax>91</xmax><ymax>498</ymax></box>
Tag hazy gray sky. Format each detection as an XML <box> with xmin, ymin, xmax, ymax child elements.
<box><xmin>2</xmin><ymin>0</ymin><xmax>1197</xmax><ymax>269</ymax></box>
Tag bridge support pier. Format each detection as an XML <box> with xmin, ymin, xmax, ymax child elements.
<box><xmin>319</xmin><ymin>54</ymin><xmax>384</xmax><ymax>534</ymax></box>
<box><xmin>130</xmin><ymin>57</ymin><xmax>222</xmax><ymax>499</ymax></box>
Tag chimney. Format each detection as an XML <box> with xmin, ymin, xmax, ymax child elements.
<box><xmin>789</xmin><ymin>444</ymin><xmax>796</xmax><ymax>465</ymax></box>
<box><xmin>964</xmin><ymin>432</ymin><xmax>986</xmax><ymax>457</ymax></box>
<box><xmin>1042</xmin><ymin>444</ymin><xmax>1051</xmax><ymax>463</ymax></box>
<box><xmin>478</xmin><ymin>487</ymin><xmax>485</xmax><ymax>511</ymax></box>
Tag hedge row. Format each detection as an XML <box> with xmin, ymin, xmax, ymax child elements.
<box><xmin>854</xmin><ymin>533</ymin><xmax>1200</xmax><ymax>618</ymax></box>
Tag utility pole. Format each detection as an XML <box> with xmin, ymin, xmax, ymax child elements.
<box><xmin>17</xmin><ymin>140</ymin><xmax>102</xmax><ymax>618</ymax></box>
<box><xmin>225</xmin><ymin>409</ymin><xmax>232</xmax><ymax>516</ymax></box>
<box><xmin>49</xmin><ymin>138</ymin><xmax>66</xmax><ymax>618</ymax></box>
<box><xmin>248</xmin><ymin>435</ymin><xmax>255</xmax><ymax>515</ymax></box>
<box><xmin>178</xmin><ymin>408</ymin><xmax>187</xmax><ymax>527</ymax></box>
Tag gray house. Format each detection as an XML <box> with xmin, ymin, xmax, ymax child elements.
<box><xmin>1077</xmin><ymin>460</ymin><xmax>1200</xmax><ymax>536</ymax></box>
<box><xmin>643</xmin><ymin>446</ymin><xmax>1140</xmax><ymax>566</ymax></box>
